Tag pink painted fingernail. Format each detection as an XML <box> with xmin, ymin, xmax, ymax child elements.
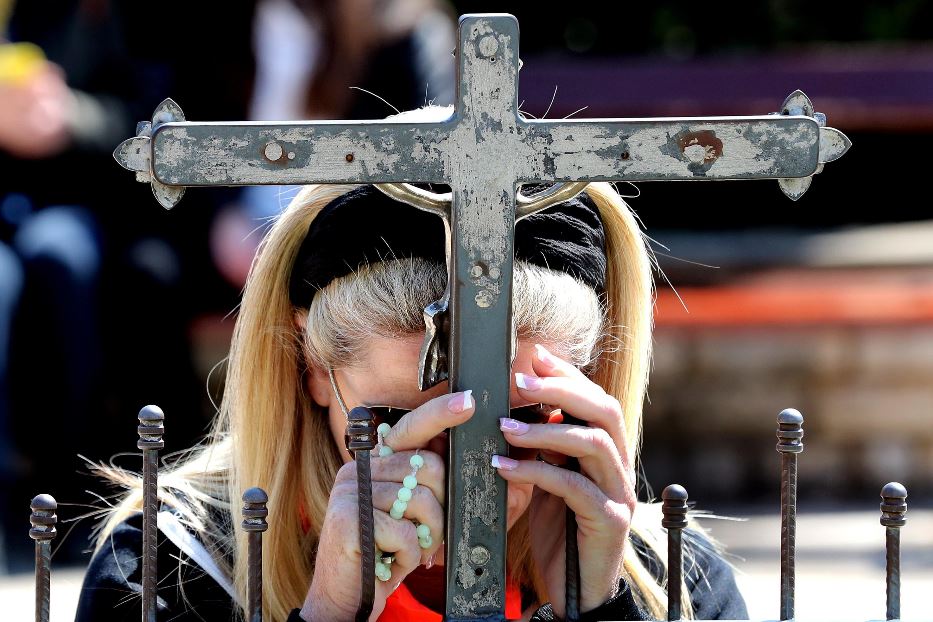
<box><xmin>491</xmin><ymin>454</ymin><xmax>519</xmax><ymax>470</ymax></box>
<box><xmin>448</xmin><ymin>390</ymin><xmax>473</xmax><ymax>413</ymax></box>
<box><xmin>534</xmin><ymin>344</ymin><xmax>559</xmax><ymax>369</ymax></box>
<box><xmin>499</xmin><ymin>417</ymin><xmax>530</xmax><ymax>434</ymax></box>
<box><xmin>425</xmin><ymin>552</ymin><xmax>436</xmax><ymax>569</ymax></box>
<box><xmin>515</xmin><ymin>373</ymin><xmax>541</xmax><ymax>391</ymax></box>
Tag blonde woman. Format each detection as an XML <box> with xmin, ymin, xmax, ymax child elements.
<box><xmin>75</xmin><ymin>124</ymin><xmax>747</xmax><ymax>620</ymax></box>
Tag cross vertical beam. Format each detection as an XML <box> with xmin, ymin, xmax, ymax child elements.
<box><xmin>445</xmin><ymin>15</ymin><xmax>520</xmax><ymax>620</ymax></box>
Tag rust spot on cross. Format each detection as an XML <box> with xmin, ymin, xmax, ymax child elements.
<box><xmin>678</xmin><ymin>130</ymin><xmax>723</xmax><ymax>163</ymax></box>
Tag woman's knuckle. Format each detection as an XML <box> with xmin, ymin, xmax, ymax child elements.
<box><xmin>413</xmin><ymin>485</ymin><xmax>434</xmax><ymax>507</ymax></box>
<box><xmin>391</xmin><ymin>414</ymin><xmax>413</xmax><ymax>443</ymax></box>
<box><xmin>600</xmin><ymin>394</ymin><xmax>622</xmax><ymax>418</ymax></box>
<box><xmin>590</xmin><ymin>428</ymin><xmax>614</xmax><ymax>451</ymax></box>
<box><xmin>558</xmin><ymin>468</ymin><xmax>578</xmax><ymax>491</ymax></box>
<box><xmin>335</xmin><ymin>461</ymin><xmax>356</xmax><ymax>483</ymax></box>
<box><xmin>608</xmin><ymin>501</ymin><xmax>633</xmax><ymax>526</ymax></box>
<box><xmin>394</xmin><ymin>516</ymin><xmax>417</xmax><ymax>540</ymax></box>
<box><xmin>327</xmin><ymin>496</ymin><xmax>358</xmax><ymax>528</ymax></box>
<box><xmin>421</xmin><ymin>450</ymin><xmax>444</xmax><ymax>477</ymax></box>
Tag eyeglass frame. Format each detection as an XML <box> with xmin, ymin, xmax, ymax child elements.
<box><xmin>327</xmin><ymin>368</ymin><xmax>553</xmax><ymax>461</ymax></box>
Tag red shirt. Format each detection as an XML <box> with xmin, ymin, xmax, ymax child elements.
<box><xmin>298</xmin><ymin>505</ymin><xmax>524</xmax><ymax>620</ymax></box>
<box><xmin>379</xmin><ymin>578</ymin><xmax>524</xmax><ymax>622</ymax></box>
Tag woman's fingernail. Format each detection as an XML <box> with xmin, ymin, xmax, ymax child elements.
<box><xmin>448</xmin><ymin>390</ymin><xmax>473</xmax><ymax>413</ymax></box>
<box><xmin>499</xmin><ymin>417</ymin><xmax>530</xmax><ymax>434</ymax></box>
<box><xmin>515</xmin><ymin>373</ymin><xmax>541</xmax><ymax>391</ymax></box>
<box><xmin>425</xmin><ymin>552</ymin><xmax>436</xmax><ymax>569</ymax></box>
<box><xmin>491</xmin><ymin>454</ymin><xmax>519</xmax><ymax>470</ymax></box>
<box><xmin>534</xmin><ymin>344</ymin><xmax>558</xmax><ymax>369</ymax></box>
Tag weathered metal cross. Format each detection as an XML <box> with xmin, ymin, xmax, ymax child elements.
<box><xmin>114</xmin><ymin>13</ymin><xmax>850</xmax><ymax>621</ymax></box>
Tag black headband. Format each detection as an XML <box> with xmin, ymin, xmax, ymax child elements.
<box><xmin>288</xmin><ymin>185</ymin><xmax>607</xmax><ymax>308</ymax></box>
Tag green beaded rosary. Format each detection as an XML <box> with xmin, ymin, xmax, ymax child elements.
<box><xmin>374</xmin><ymin>421</ymin><xmax>433</xmax><ymax>582</ymax></box>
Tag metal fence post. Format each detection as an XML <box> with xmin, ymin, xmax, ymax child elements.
<box><xmin>776</xmin><ymin>408</ymin><xmax>804</xmax><ymax>621</ymax></box>
<box><xmin>242</xmin><ymin>487</ymin><xmax>269</xmax><ymax>622</ymax></box>
<box><xmin>880</xmin><ymin>482</ymin><xmax>907</xmax><ymax>621</ymax></box>
<box><xmin>137</xmin><ymin>405</ymin><xmax>164</xmax><ymax>622</ymax></box>
<box><xmin>29</xmin><ymin>494</ymin><xmax>57</xmax><ymax>622</ymax></box>
<box><xmin>662</xmin><ymin>485</ymin><xmax>689</xmax><ymax>621</ymax></box>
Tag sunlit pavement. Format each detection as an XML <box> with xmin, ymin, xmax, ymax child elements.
<box><xmin>2</xmin><ymin>509</ymin><xmax>931</xmax><ymax>621</ymax></box>
<box><xmin>703</xmin><ymin>508</ymin><xmax>933</xmax><ymax>621</ymax></box>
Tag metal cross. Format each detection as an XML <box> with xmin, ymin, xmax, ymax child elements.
<box><xmin>114</xmin><ymin>13</ymin><xmax>850</xmax><ymax>621</ymax></box>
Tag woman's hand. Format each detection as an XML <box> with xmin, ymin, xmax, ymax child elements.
<box><xmin>0</xmin><ymin>61</ymin><xmax>72</xmax><ymax>159</ymax></box>
<box><xmin>300</xmin><ymin>390</ymin><xmax>474</xmax><ymax>622</ymax></box>
<box><xmin>493</xmin><ymin>344</ymin><xmax>635</xmax><ymax>618</ymax></box>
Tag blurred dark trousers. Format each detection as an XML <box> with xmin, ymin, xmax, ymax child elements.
<box><xmin>0</xmin><ymin>205</ymin><xmax>101</xmax><ymax>571</ymax></box>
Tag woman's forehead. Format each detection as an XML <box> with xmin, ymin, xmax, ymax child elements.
<box><xmin>343</xmin><ymin>335</ymin><xmax>567</xmax><ymax>409</ymax></box>
<box><xmin>350</xmin><ymin>335</ymin><xmax>445</xmax><ymax>407</ymax></box>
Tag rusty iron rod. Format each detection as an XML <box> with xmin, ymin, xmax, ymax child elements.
<box><xmin>561</xmin><ymin>413</ymin><xmax>584</xmax><ymax>622</ymax></box>
<box><xmin>345</xmin><ymin>406</ymin><xmax>377</xmax><ymax>622</ymax></box>
<box><xmin>138</xmin><ymin>405</ymin><xmax>165</xmax><ymax>622</ymax></box>
<box><xmin>242</xmin><ymin>487</ymin><xmax>270</xmax><ymax>622</ymax></box>
<box><xmin>29</xmin><ymin>494</ymin><xmax>57</xmax><ymax>622</ymax></box>
<box><xmin>565</xmin><ymin>477</ymin><xmax>581</xmax><ymax>622</ymax></box>
<box><xmin>776</xmin><ymin>408</ymin><xmax>803</xmax><ymax>621</ymax></box>
<box><xmin>880</xmin><ymin>482</ymin><xmax>907</xmax><ymax>621</ymax></box>
<box><xmin>662</xmin><ymin>485</ymin><xmax>689</xmax><ymax>621</ymax></box>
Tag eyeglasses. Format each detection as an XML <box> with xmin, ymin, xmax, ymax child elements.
<box><xmin>363</xmin><ymin>403</ymin><xmax>550</xmax><ymax>424</ymax></box>
<box><xmin>329</xmin><ymin>369</ymin><xmax>552</xmax><ymax>461</ymax></box>
<box><xmin>365</xmin><ymin>403</ymin><xmax>552</xmax><ymax>461</ymax></box>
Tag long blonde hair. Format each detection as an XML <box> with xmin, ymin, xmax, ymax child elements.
<box><xmin>94</xmin><ymin>179</ymin><xmax>690</xmax><ymax>620</ymax></box>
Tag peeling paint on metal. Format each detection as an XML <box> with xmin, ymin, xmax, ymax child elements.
<box><xmin>517</xmin><ymin>118</ymin><xmax>819</xmax><ymax>181</ymax></box>
<box><xmin>151</xmin><ymin>123</ymin><xmax>448</xmax><ymax>186</ymax></box>
<box><xmin>445</xmin><ymin>17</ymin><xmax>518</xmax><ymax>312</ymax></box>
<box><xmin>453</xmin><ymin>436</ymin><xmax>502</xmax><ymax>611</ymax></box>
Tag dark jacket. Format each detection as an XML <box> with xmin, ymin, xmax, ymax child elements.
<box><xmin>75</xmin><ymin>512</ymin><xmax>747</xmax><ymax>621</ymax></box>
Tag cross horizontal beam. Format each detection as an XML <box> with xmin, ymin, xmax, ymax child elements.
<box><xmin>145</xmin><ymin>115</ymin><xmax>821</xmax><ymax>188</ymax></box>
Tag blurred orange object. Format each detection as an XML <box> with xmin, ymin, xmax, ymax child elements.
<box><xmin>655</xmin><ymin>269</ymin><xmax>933</xmax><ymax>327</ymax></box>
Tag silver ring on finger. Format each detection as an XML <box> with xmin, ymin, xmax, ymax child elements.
<box><xmin>535</xmin><ymin>452</ymin><xmax>563</xmax><ymax>467</ymax></box>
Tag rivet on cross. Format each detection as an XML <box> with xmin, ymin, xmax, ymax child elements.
<box><xmin>114</xmin><ymin>13</ymin><xmax>850</xmax><ymax>621</ymax></box>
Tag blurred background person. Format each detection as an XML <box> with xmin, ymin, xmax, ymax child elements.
<box><xmin>210</xmin><ymin>0</ymin><xmax>455</xmax><ymax>289</ymax></box>
<box><xmin>0</xmin><ymin>0</ymin><xmax>456</xmax><ymax>572</ymax></box>
<box><xmin>0</xmin><ymin>0</ymin><xmax>252</xmax><ymax>570</ymax></box>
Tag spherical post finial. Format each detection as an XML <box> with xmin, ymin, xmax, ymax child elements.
<box><xmin>880</xmin><ymin>482</ymin><xmax>908</xmax><ymax>528</ymax></box>
<box><xmin>137</xmin><ymin>404</ymin><xmax>165</xmax><ymax>451</ymax></box>
<box><xmin>661</xmin><ymin>484</ymin><xmax>689</xmax><ymax>530</ymax></box>
<box><xmin>242</xmin><ymin>487</ymin><xmax>269</xmax><ymax>533</ymax></box>
<box><xmin>29</xmin><ymin>494</ymin><xmax>58</xmax><ymax>541</ymax></box>
<box><xmin>776</xmin><ymin>408</ymin><xmax>804</xmax><ymax>454</ymax></box>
